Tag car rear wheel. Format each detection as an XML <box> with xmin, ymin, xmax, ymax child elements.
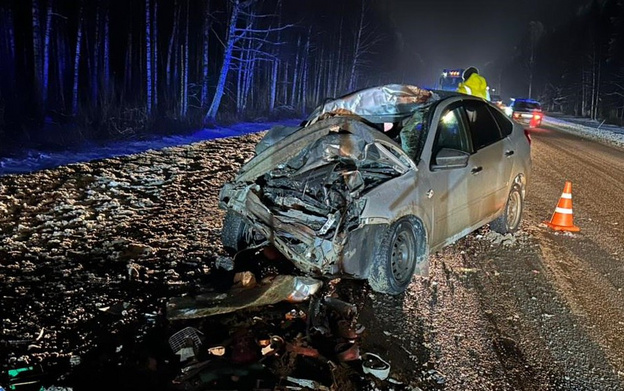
<box><xmin>221</xmin><ymin>211</ymin><xmax>254</xmax><ymax>255</ymax></box>
<box><xmin>368</xmin><ymin>217</ymin><xmax>420</xmax><ymax>295</ymax></box>
<box><xmin>490</xmin><ymin>185</ymin><xmax>523</xmax><ymax>234</ymax></box>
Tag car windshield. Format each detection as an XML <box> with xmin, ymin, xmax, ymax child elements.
<box><xmin>514</xmin><ymin>101</ymin><xmax>541</xmax><ymax>110</ymax></box>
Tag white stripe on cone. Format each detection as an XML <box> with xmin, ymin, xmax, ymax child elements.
<box><xmin>555</xmin><ymin>207</ymin><xmax>573</xmax><ymax>214</ymax></box>
<box><xmin>560</xmin><ymin>193</ymin><xmax>572</xmax><ymax>199</ymax></box>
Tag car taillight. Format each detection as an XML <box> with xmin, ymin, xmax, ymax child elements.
<box><xmin>533</xmin><ymin>113</ymin><xmax>541</xmax><ymax>120</ymax></box>
<box><xmin>524</xmin><ymin>128</ymin><xmax>532</xmax><ymax>145</ymax></box>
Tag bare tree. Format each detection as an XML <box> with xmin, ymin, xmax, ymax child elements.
<box><xmin>145</xmin><ymin>0</ymin><xmax>152</xmax><ymax>115</ymax></box>
<box><xmin>103</xmin><ymin>1</ymin><xmax>110</xmax><ymax>90</ymax></box>
<box><xmin>71</xmin><ymin>3</ymin><xmax>83</xmax><ymax>116</ymax></box>
<box><xmin>527</xmin><ymin>21</ymin><xmax>544</xmax><ymax>99</ymax></box>
<box><xmin>92</xmin><ymin>0</ymin><xmax>101</xmax><ymax>103</ymax></box>
<box><xmin>32</xmin><ymin>0</ymin><xmax>43</xmax><ymax>108</ymax></box>
<box><xmin>42</xmin><ymin>0</ymin><xmax>53</xmax><ymax>107</ymax></box>
<box><xmin>153</xmin><ymin>0</ymin><xmax>159</xmax><ymax>108</ymax></box>
<box><xmin>204</xmin><ymin>0</ymin><xmax>241</xmax><ymax>123</ymax></box>
<box><xmin>181</xmin><ymin>0</ymin><xmax>189</xmax><ymax>117</ymax></box>
<box><xmin>166</xmin><ymin>0</ymin><xmax>180</xmax><ymax>89</ymax></box>
<box><xmin>201</xmin><ymin>1</ymin><xmax>211</xmax><ymax>108</ymax></box>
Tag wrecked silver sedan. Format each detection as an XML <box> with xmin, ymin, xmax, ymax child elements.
<box><xmin>219</xmin><ymin>85</ymin><xmax>531</xmax><ymax>294</ymax></box>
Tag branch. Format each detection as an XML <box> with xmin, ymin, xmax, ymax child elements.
<box><xmin>234</xmin><ymin>24</ymin><xmax>294</xmax><ymax>34</ymax></box>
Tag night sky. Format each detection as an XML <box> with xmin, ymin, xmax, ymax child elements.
<box><xmin>381</xmin><ymin>0</ymin><xmax>589</xmax><ymax>88</ymax></box>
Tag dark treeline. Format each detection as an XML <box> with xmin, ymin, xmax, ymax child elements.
<box><xmin>498</xmin><ymin>0</ymin><xmax>624</xmax><ymax>124</ymax></box>
<box><xmin>0</xmin><ymin>0</ymin><xmax>398</xmax><ymax>151</ymax></box>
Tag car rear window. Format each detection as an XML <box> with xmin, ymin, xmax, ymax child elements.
<box><xmin>513</xmin><ymin>101</ymin><xmax>541</xmax><ymax>111</ymax></box>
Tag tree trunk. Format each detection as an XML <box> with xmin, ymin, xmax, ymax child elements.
<box><xmin>72</xmin><ymin>5</ymin><xmax>83</xmax><ymax>117</ymax></box>
<box><xmin>348</xmin><ymin>1</ymin><xmax>365</xmax><ymax>91</ymax></box>
<box><xmin>153</xmin><ymin>0</ymin><xmax>158</xmax><ymax>108</ymax></box>
<box><xmin>201</xmin><ymin>0</ymin><xmax>211</xmax><ymax>108</ymax></box>
<box><xmin>300</xmin><ymin>27</ymin><xmax>311</xmax><ymax>116</ymax></box>
<box><xmin>145</xmin><ymin>0</ymin><xmax>152</xmax><ymax>115</ymax></box>
<box><xmin>124</xmin><ymin>32</ymin><xmax>132</xmax><ymax>97</ymax></box>
<box><xmin>103</xmin><ymin>1</ymin><xmax>110</xmax><ymax>92</ymax></box>
<box><xmin>166</xmin><ymin>0</ymin><xmax>179</xmax><ymax>89</ymax></box>
<box><xmin>42</xmin><ymin>0</ymin><xmax>53</xmax><ymax>107</ymax></box>
<box><xmin>335</xmin><ymin>17</ymin><xmax>343</xmax><ymax>96</ymax></box>
<box><xmin>181</xmin><ymin>0</ymin><xmax>189</xmax><ymax>117</ymax></box>
<box><xmin>289</xmin><ymin>36</ymin><xmax>300</xmax><ymax>107</ymax></box>
<box><xmin>92</xmin><ymin>0</ymin><xmax>100</xmax><ymax>104</ymax></box>
<box><xmin>55</xmin><ymin>30</ymin><xmax>65</xmax><ymax>107</ymax></box>
<box><xmin>269</xmin><ymin>59</ymin><xmax>278</xmax><ymax>112</ymax></box>
<box><xmin>32</xmin><ymin>0</ymin><xmax>43</xmax><ymax>109</ymax></box>
<box><xmin>204</xmin><ymin>0</ymin><xmax>241</xmax><ymax>124</ymax></box>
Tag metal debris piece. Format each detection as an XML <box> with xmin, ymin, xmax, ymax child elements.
<box><xmin>169</xmin><ymin>327</ymin><xmax>203</xmax><ymax>361</ymax></box>
<box><xmin>233</xmin><ymin>271</ymin><xmax>257</xmax><ymax>288</ymax></box>
<box><xmin>285</xmin><ymin>376</ymin><xmax>330</xmax><ymax>391</ymax></box>
<box><xmin>167</xmin><ymin>275</ymin><xmax>322</xmax><ymax>320</ymax></box>
<box><xmin>362</xmin><ymin>353</ymin><xmax>391</xmax><ymax>380</ymax></box>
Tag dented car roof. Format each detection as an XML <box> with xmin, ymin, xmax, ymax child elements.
<box><xmin>306</xmin><ymin>84</ymin><xmax>441</xmax><ymax>125</ymax></box>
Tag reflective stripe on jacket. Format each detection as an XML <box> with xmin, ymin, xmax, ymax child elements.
<box><xmin>457</xmin><ymin>73</ymin><xmax>489</xmax><ymax>100</ymax></box>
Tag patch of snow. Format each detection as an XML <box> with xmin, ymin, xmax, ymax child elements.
<box><xmin>0</xmin><ymin>120</ymin><xmax>301</xmax><ymax>176</ymax></box>
<box><xmin>543</xmin><ymin>116</ymin><xmax>624</xmax><ymax>148</ymax></box>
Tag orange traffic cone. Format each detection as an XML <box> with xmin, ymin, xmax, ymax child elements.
<box><xmin>544</xmin><ymin>181</ymin><xmax>580</xmax><ymax>232</ymax></box>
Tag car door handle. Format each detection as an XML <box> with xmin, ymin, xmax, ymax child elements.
<box><xmin>505</xmin><ymin>150</ymin><xmax>515</xmax><ymax>157</ymax></box>
<box><xmin>471</xmin><ymin>166</ymin><xmax>483</xmax><ymax>174</ymax></box>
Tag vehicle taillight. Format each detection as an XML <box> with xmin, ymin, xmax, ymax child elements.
<box><xmin>524</xmin><ymin>128</ymin><xmax>532</xmax><ymax>145</ymax></box>
<box><xmin>533</xmin><ymin>113</ymin><xmax>541</xmax><ymax>120</ymax></box>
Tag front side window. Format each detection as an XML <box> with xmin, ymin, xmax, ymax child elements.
<box><xmin>433</xmin><ymin>107</ymin><xmax>472</xmax><ymax>156</ymax></box>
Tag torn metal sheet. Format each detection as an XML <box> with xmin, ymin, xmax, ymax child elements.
<box><xmin>166</xmin><ymin>275</ymin><xmax>322</xmax><ymax>320</ymax></box>
<box><xmin>306</xmin><ymin>84</ymin><xmax>438</xmax><ymax>125</ymax></box>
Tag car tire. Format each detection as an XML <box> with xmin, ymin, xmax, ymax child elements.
<box><xmin>221</xmin><ymin>211</ymin><xmax>253</xmax><ymax>255</ymax></box>
<box><xmin>490</xmin><ymin>185</ymin><xmax>524</xmax><ymax>234</ymax></box>
<box><xmin>368</xmin><ymin>217</ymin><xmax>420</xmax><ymax>295</ymax></box>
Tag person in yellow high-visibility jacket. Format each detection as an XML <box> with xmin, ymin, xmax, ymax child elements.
<box><xmin>457</xmin><ymin>67</ymin><xmax>490</xmax><ymax>101</ymax></box>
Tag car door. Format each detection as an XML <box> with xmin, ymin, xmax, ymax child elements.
<box><xmin>463</xmin><ymin>100</ymin><xmax>514</xmax><ymax>223</ymax></box>
<box><xmin>427</xmin><ymin>103</ymin><xmax>476</xmax><ymax>247</ymax></box>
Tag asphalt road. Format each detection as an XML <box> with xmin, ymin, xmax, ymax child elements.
<box><xmin>363</xmin><ymin>123</ymin><xmax>624</xmax><ymax>390</ymax></box>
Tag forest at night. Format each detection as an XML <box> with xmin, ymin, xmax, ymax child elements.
<box><xmin>1</xmin><ymin>0</ymin><xmax>624</xmax><ymax>153</ymax></box>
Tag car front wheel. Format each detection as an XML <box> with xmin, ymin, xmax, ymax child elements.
<box><xmin>368</xmin><ymin>217</ymin><xmax>420</xmax><ymax>295</ymax></box>
<box><xmin>490</xmin><ymin>185</ymin><xmax>524</xmax><ymax>234</ymax></box>
<box><xmin>221</xmin><ymin>211</ymin><xmax>254</xmax><ymax>255</ymax></box>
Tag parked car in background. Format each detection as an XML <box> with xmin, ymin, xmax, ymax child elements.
<box><xmin>506</xmin><ymin>98</ymin><xmax>543</xmax><ymax>128</ymax></box>
<box><xmin>219</xmin><ymin>85</ymin><xmax>532</xmax><ymax>294</ymax></box>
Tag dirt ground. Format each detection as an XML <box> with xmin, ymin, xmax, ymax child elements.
<box><xmin>1</xmin><ymin>125</ymin><xmax>624</xmax><ymax>390</ymax></box>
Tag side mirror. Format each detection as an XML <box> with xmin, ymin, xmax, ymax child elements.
<box><xmin>431</xmin><ymin>148</ymin><xmax>470</xmax><ymax>170</ymax></box>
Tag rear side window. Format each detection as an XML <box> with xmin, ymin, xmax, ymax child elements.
<box><xmin>487</xmin><ymin>105</ymin><xmax>513</xmax><ymax>137</ymax></box>
<box><xmin>463</xmin><ymin>101</ymin><xmax>503</xmax><ymax>150</ymax></box>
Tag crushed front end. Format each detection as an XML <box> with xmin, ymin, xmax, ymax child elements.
<box><xmin>219</xmin><ymin>118</ymin><xmax>409</xmax><ymax>277</ymax></box>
